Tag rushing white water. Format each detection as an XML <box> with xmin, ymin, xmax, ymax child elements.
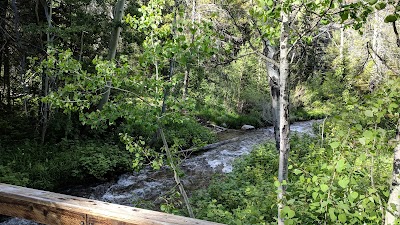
<box><xmin>0</xmin><ymin>120</ymin><xmax>321</xmax><ymax>225</ymax></box>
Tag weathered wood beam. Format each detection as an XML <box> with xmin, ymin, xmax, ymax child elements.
<box><xmin>0</xmin><ymin>183</ymin><xmax>224</xmax><ymax>225</ymax></box>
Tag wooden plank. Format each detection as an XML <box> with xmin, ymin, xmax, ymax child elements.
<box><xmin>0</xmin><ymin>183</ymin><xmax>224</xmax><ymax>225</ymax></box>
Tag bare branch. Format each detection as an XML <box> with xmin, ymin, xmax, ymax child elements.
<box><xmin>367</xmin><ymin>42</ymin><xmax>399</xmax><ymax>76</ymax></box>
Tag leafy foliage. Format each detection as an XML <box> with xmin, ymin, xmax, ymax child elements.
<box><xmin>0</xmin><ymin>138</ymin><xmax>132</xmax><ymax>190</ymax></box>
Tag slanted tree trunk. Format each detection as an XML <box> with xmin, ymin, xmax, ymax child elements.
<box><xmin>264</xmin><ymin>42</ymin><xmax>280</xmax><ymax>151</ymax></box>
<box><xmin>98</xmin><ymin>0</ymin><xmax>126</xmax><ymax>110</ymax></box>
<box><xmin>277</xmin><ymin>2</ymin><xmax>291</xmax><ymax>224</ymax></box>
<box><xmin>158</xmin><ymin>126</ymin><xmax>195</xmax><ymax>218</ymax></box>
<box><xmin>158</xmin><ymin>1</ymin><xmax>194</xmax><ymax>217</ymax></box>
<box><xmin>385</xmin><ymin>118</ymin><xmax>400</xmax><ymax>225</ymax></box>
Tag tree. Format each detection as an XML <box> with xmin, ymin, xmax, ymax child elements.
<box><xmin>98</xmin><ymin>0</ymin><xmax>126</xmax><ymax>110</ymax></box>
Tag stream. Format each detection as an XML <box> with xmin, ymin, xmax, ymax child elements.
<box><xmin>0</xmin><ymin>120</ymin><xmax>320</xmax><ymax>225</ymax></box>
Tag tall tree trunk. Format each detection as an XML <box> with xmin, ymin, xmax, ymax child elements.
<box><xmin>385</xmin><ymin>118</ymin><xmax>400</xmax><ymax>225</ymax></box>
<box><xmin>183</xmin><ymin>67</ymin><xmax>189</xmax><ymax>100</ymax></box>
<box><xmin>0</xmin><ymin>0</ymin><xmax>7</xmax><ymax>107</ymax></box>
<box><xmin>264</xmin><ymin>42</ymin><xmax>280</xmax><ymax>151</ymax></box>
<box><xmin>277</xmin><ymin>3</ymin><xmax>291</xmax><ymax>224</ymax></box>
<box><xmin>370</xmin><ymin>10</ymin><xmax>382</xmax><ymax>91</ymax></box>
<box><xmin>339</xmin><ymin>25</ymin><xmax>344</xmax><ymax>63</ymax></box>
<box><xmin>4</xmin><ymin>44</ymin><xmax>11</xmax><ymax>110</ymax></box>
<box><xmin>182</xmin><ymin>0</ymin><xmax>196</xmax><ymax>101</ymax></box>
<box><xmin>11</xmin><ymin>0</ymin><xmax>27</xmax><ymax>114</ymax></box>
<box><xmin>98</xmin><ymin>0</ymin><xmax>126</xmax><ymax>110</ymax></box>
<box><xmin>40</xmin><ymin>0</ymin><xmax>53</xmax><ymax>144</ymax></box>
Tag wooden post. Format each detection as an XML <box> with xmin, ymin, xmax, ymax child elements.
<box><xmin>0</xmin><ymin>183</ymin><xmax>223</xmax><ymax>225</ymax></box>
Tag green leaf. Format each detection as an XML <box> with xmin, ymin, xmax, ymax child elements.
<box><xmin>287</xmin><ymin>199</ymin><xmax>295</xmax><ymax>205</ymax></box>
<box><xmin>363</xmin><ymin>130</ymin><xmax>374</xmax><ymax>140</ymax></box>
<box><xmin>321</xmin><ymin>184</ymin><xmax>329</xmax><ymax>192</ymax></box>
<box><xmin>293</xmin><ymin>169</ymin><xmax>302</xmax><ymax>175</ymax></box>
<box><xmin>350</xmin><ymin>191</ymin><xmax>359</xmax><ymax>199</ymax></box>
<box><xmin>368</xmin><ymin>0</ymin><xmax>378</xmax><ymax>4</ymax></box>
<box><xmin>389</xmin><ymin>103</ymin><xmax>399</xmax><ymax>112</ymax></box>
<box><xmin>312</xmin><ymin>192</ymin><xmax>319</xmax><ymax>199</ymax></box>
<box><xmin>338</xmin><ymin>214</ymin><xmax>347</xmax><ymax>223</ymax></box>
<box><xmin>330</xmin><ymin>142</ymin><xmax>340</xmax><ymax>149</ymax></box>
<box><xmin>385</xmin><ymin>14</ymin><xmax>398</xmax><ymax>23</ymax></box>
<box><xmin>336</xmin><ymin>159</ymin><xmax>346</xmax><ymax>173</ymax></box>
<box><xmin>287</xmin><ymin>209</ymin><xmax>295</xmax><ymax>219</ymax></box>
<box><xmin>364</xmin><ymin>110</ymin><xmax>374</xmax><ymax>117</ymax></box>
<box><xmin>282</xmin><ymin>206</ymin><xmax>291</xmax><ymax>216</ymax></box>
<box><xmin>329</xmin><ymin>208</ymin><xmax>336</xmax><ymax>221</ymax></box>
<box><xmin>359</xmin><ymin>137</ymin><xmax>366</xmax><ymax>146</ymax></box>
<box><xmin>340</xmin><ymin>10</ymin><xmax>349</xmax><ymax>21</ymax></box>
<box><xmin>338</xmin><ymin>177</ymin><xmax>350</xmax><ymax>188</ymax></box>
<box><xmin>375</xmin><ymin>2</ymin><xmax>387</xmax><ymax>10</ymax></box>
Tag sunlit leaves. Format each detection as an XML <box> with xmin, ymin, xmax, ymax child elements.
<box><xmin>375</xmin><ymin>2</ymin><xmax>386</xmax><ymax>10</ymax></box>
<box><xmin>384</xmin><ymin>14</ymin><xmax>398</xmax><ymax>23</ymax></box>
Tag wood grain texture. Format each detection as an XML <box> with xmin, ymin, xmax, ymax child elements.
<box><xmin>0</xmin><ymin>183</ymin><xmax>224</xmax><ymax>225</ymax></box>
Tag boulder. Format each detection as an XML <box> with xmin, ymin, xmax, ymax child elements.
<box><xmin>241</xmin><ymin>124</ymin><xmax>255</xmax><ymax>130</ymax></box>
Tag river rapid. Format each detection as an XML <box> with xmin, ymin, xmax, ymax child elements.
<box><xmin>1</xmin><ymin>120</ymin><xmax>320</xmax><ymax>225</ymax></box>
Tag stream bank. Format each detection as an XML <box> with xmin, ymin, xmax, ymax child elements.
<box><xmin>0</xmin><ymin>120</ymin><xmax>320</xmax><ymax>225</ymax></box>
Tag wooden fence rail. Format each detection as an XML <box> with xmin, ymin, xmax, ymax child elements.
<box><xmin>0</xmin><ymin>183</ymin><xmax>223</xmax><ymax>225</ymax></box>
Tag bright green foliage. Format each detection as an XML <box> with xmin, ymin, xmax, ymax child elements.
<box><xmin>196</xmin><ymin>46</ymin><xmax>270</xmax><ymax>128</ymax></box>
<box><xmin>190</xmin><ymin>142</ymin><xmax>279</xmax><ymax>224</ymax></box>
<box><xmin>191</xmin><ymin>75</ymin><xmax>399</xmax><ymax>224</ymax></box>
<box><xmin>34</xmin><ymin>0</ymin><xmax>218</xmax><ymax>176</ymax></box>
<box><xmin>71</xmin><ymin>141</ymin><xmax>131</xmax><ymax>180</ymax></box>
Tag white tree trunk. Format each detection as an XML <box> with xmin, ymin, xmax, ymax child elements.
<box><xmin>277</xmin><ymin>2</ymin><xmax>291</xmax><ymax>224</ymax></box>
<box><xmin>385</xmin><ymin>119</ymin><xmax>400</xmax><ymax>225</ymax></box>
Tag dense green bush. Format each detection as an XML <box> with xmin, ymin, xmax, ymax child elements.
<box><xmin>191</xmin><ymin>122</ymin><xmax>393</xmax><ymax>225</ymax></box>
<box><xmin>0</xmin><ymin>139</ymin><xmax>132</xmax><ymax>190</ymax></box>
<box><xmin>165</xmin><ymin>117</ymin><xmax>217</xmax><ymax>149</ymax></box>
<box><xmin>197</xmin><ymin>106</ymin><xmax>264</xmax><ymax>129</ymax></box>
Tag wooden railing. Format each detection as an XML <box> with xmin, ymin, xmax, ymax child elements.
<box><xmin>0</xmin><ymin>183</ymin><xmax>223</xmax><ymax>225</ymax></box>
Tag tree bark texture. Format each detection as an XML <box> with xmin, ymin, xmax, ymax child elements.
<box><xmin>385</xmin><ymin>119</ymin><xmax>400</xmax><ymax>225</ymax></box>
<box><xmin>4</xmin><ymin>44</ymin><xmax>11</xmax><ymax>109</ymax></box>
<box><xmin>98</xmin><ymin>0</ymin><xmax>126</xmax><ymax>110</ymax></box>
<box><xmin>40</xmin><ymin>0</ymin><xmax>53</xmax><ymax>144</ymax></box>
<box><xmin>0</xmin><ymin>0</ymin><xmax>9</xmax><ymax>108</ymax></box>
<box><xmin>277</xmin><ymin>4</ymin><xmax>291</xmax><ymax>225</ymax></box>
<box><xmin>182</xmin><ymin>0</ymin><xmax>196</xmax><ymax>101</ymax></box>
<box><xmin>158</xmin><ymin>126</ymin><xmax>195</xmax><ymax>218</ymax></box>
<box><xmin>264</xmin><ymin>42</ymin><xmax>280</xmax><ymax>151</ymax></box>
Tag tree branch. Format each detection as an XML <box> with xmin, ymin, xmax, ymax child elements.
<box><xmin>367</xmin><ymin>42</ymin><xmax>399</xmax><ymax>76</ymax></box>
<box><xmin>392</xmin><ymin>22</ymin><xmax>400</xmax><ymax>48</ymax></box>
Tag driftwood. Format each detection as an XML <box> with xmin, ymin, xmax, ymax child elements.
<box><xmin>178</xmin><ymin>137</ymin><xmax>240</xmax><ymax>154</ymax></box>
<box><xmin>206</xmin><ymin>124</ymin><xmax>228</xmax><ymax>133</ymax></box>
